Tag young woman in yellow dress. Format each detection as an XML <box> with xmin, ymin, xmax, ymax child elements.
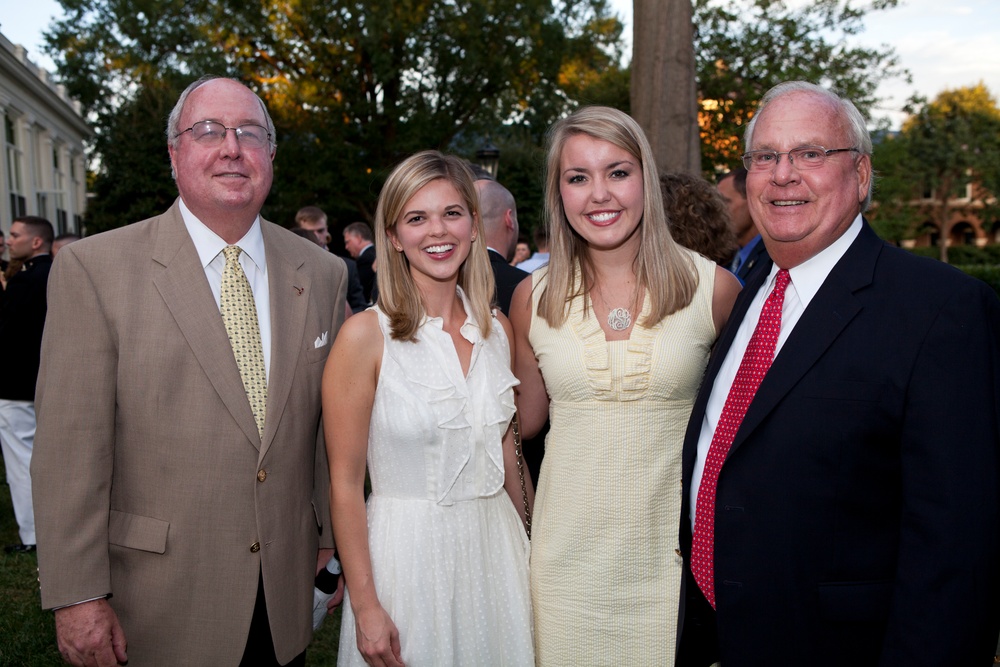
<box><xmin>510</xmin><ymin>107</ymin><xmax>740</xmax><ymax>665</ymax></box>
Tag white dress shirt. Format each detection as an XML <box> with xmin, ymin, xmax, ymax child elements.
<box><xmin>179</xmin><ymin>198</ymin><xmax>272</xmax><ymax>379</ymax></box>
<box><xmin>689</xmin><ymin>215</ymin><xmax>863</xmax><ymax>526</ymax></box>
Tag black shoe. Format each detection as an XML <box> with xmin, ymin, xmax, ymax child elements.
<box><xmin>3</xmin><ymin>543</ymin><xmax>36</xmax><ymax>554</ymax></box>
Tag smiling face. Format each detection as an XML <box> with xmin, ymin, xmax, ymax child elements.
<box><xmin>745</xmin><ymin>90</ymin><xmax>871</xmax><ymax>268</ymax></box>
<box><xmin>513</xmin><ymin>242</ymin><xmax>531</xmax><ymax>265</ymax></box>
<box><xmin>387</xmin><ymin>178</ymin><xmax>477</xmax><ymax>289</ymax></box>
<box><xmin>168</xmin><ymin>79</ymin><xmax>275</xmax><ymax>236</ymax></box>
<box><xmin>558</xmin><ymin>133</ymin><xmax>644</xmax><ymax>254</ymax></box>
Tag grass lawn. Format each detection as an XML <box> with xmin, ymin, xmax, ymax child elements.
<box><xmin>0</xmin><ymin>457</ymin><xmax>342</xmax><ymax>665</ymax></box>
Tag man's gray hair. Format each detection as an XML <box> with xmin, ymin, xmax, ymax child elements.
<box><xmin>745</xmin><ymin>81</ymin><xmax>873</xmax><ymax>211</ymax></box>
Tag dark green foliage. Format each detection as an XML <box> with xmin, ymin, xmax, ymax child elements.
<box><xmin>0</xmin><ymin>457</ymin><xmax>62</xmax><ymax>665</ymax></box>
<box><xmin>873</xmin><ymin>84</ymin><xmax>1000</xmax><ymax>261</ymax></box>
<box><xmin>44</xmin><ymin>0</ymin><xmax>623</xmax><ymax>230</ymax></box>
<box><xmin>908</xmin><ymin>245</ymin><xmax>1000</xmax><ymax>265</ymax></box>
<box><xmin>694</xmin><ymin>0</ymin><xmax>909</xmax><ymax>174</ymax></box>
<box><xmin>955</xmin><ymin>265</ymin><xmax>1000</xmax><ymax>297</ymax></box>
<box><xmin>84</xmin><ymin>82</ymin><xmax>182</xmax><ymax>233</ymax></box>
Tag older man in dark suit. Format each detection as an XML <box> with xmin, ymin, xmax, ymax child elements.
<box><xmin>32</xmin><ymin>76</ymin><xmax>347</xmax><ymax>666</ymax></box>
<box><xmin>678</xmin><ymin>81</ymin><xmax>1000</xmax><ymax>667</ymax></box>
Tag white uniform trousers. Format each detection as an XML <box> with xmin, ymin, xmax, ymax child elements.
<box><xmin>0</xmin><ymin>399</ymin><xmax>36</xmax><ymax>544</ymax></box>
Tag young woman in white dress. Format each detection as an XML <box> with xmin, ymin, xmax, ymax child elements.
<box><xmin>323</xmin><ymin>150</ymin><xmax>534</xmax><ymax>667</ymax></box>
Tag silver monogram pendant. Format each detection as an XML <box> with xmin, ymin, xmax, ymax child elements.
<box><xmin>607</xmin><ymin>307</ymin><xmax>632</xmax><ymax>331</ymax></box>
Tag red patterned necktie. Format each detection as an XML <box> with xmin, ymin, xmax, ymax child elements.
<box><xmin>691</xmin><ymin>268</ymin><xmax>790</xmax><ymax>609</ymax></box>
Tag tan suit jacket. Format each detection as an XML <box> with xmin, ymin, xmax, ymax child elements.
<box><xmin>31</xmin><ymin>201</ymin><xmax>347</xmax><ymax>665</ymax></box>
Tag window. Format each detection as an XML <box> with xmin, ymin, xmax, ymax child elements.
<box><xmin>53</xmin><ymin>146</ymin><xmax>67</xmax><ymax>233</ymax></box>
<box><xmin>5</xmin><ymin>115</ymin><xmax>26</xmax><ymax>220</ymax></box>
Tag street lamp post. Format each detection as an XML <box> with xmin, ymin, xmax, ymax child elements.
<box><xmin>476</xmin><ymin>139</ymin><xmax>500</xmax><ymax>179</ymax></box>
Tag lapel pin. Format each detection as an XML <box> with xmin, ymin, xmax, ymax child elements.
<box><xmin>293</xmin><ymin>285</ymin><xmax>304</xmax><ymax>296</ymax></box>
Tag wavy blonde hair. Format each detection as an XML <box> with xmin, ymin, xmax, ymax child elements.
<box><xmin>374</xmin><ymin>150</ymin><xmax>494</xmax><ymax>341</ymax></box>
<box><xmin>537</xmin><ymin>106</ymin><xmax>698</xmax><ymax>327</ymax></box>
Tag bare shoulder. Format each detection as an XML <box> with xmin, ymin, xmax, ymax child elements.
<box><xmin>713</xmin><ymin>265</ymin><xmax>742</xmax><ymax>301</ymax></box>
<box><xmin>494</xmin><ymin>310</ymin><xmax>515</xmax><ymax>342</ymax></box>
<box><xmin>711</xmin><ymin>265</ymin><xmax>742</xmax><ymax>334</ymax></box>
<box><xmin>509</xmin><ymin>278</ymin><xmax>535</xmax><ymax>332</ymax></box>
<box><xmin>334</xmin><ymin>310</ymin><xmax>381</xmax><ymax>350</ymax></box>
<box><xmin>325</xmin><ymin>310</ymin><xmax>383</xmax><ymax>384</ymax></box>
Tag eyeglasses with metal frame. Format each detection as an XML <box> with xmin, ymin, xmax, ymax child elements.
<box><xmin>741</xmin><ymin>145</ymin><xmax>859</xmax><ymax>172</ymax></box>
<box><xmin>175</xmin><ymin>120</ymin><xmax>272</xmax><ymax>149</ymax></box>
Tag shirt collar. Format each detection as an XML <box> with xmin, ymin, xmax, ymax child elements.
<box><xmin>774</xmin><ymin>214</ymin><xmax>863</xmax><ymax>309</ymax></box>
<box><xmin>737</xmin><ymin>235</ymin><xmax>762</xmax><ymax>264</ymax></box>
<box><xmin>178</xmin><ymin>198</ymin><xmax>266</xmax><ymax>273</ymax></box>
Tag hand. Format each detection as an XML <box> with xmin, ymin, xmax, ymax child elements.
<box><xmin>54</xmin><ymin>599</ymin><xmax>128</xmax><ymax>667</ymax></box>
<box><xmin>316</xmin><ymin>547</ymin><xmax>335</xmax><ymax>576</ymax></box>
<box><xmin>326</xmin><ymin>573</ymin><xmax>345</xmax><ymax>611</ymax></box>
<box><xmin>354</xmin><ymin>603</ymin><xmax>404</xmax><ymax>667</ymax></box>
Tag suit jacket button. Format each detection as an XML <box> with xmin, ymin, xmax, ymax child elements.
<box><xmin>250</xmin><ymin>542</ymin><xmax>260</xmax><ymax>553</ymax></box>
<box><xmin>257</xmin><ymin>469</ymin><xmax>267</xmax><ymax>482</ymax></box>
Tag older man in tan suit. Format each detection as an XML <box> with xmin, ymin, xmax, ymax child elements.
<box><xmin>31</xmin><ymin>77</ymin><xmax>347</xmax><ymax>666</ymax></box>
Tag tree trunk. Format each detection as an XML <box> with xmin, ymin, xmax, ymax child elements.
<box><xmin>935</xmin><ymin>178</ymin><xmax>952</xmax><ymax>263</ymax></box>
<box><xmin>630</xmin><ymin>0</ymin><xmax>701</xmax><ymax>174</ymax></box>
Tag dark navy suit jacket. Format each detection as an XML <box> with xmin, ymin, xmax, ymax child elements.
<box><xmin>679</xmin><ymin>222</ymin><xmax>1000</xmax><ymax>666</ymax></box>
<box><xmin>487</xmin><ymin>249</ymin><xmax>529</xmax><ymax>317</ymax></box>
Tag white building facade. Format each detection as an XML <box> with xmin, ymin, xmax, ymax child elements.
<box><xmin>0</xmin><ymin>32</ymin><xmax>89</xmax><ymax>235</ymax></box>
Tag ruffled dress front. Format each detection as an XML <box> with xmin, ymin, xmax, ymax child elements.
<box><xmin>528</xmin><ymin>252</ymin><xmax>718</xmax><ymax>665</ymax></box>
<box><xmin>338</xmin><ymin>295</ymin><xmax>534</xmax><ymax>666</ymax></box>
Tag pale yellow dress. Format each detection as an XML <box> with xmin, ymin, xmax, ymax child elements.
<box><xmin>528</xmin><ymin>251</ymin><xmax>717</xmax><ymax>666</ymax></box>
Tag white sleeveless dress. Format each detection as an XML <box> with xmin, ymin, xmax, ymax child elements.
<box><xmin>338</xmin><ymin>294</ymin><xmax>534</xmax><ymax>666</ymax></box>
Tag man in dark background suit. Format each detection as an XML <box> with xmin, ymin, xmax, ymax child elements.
<box><xmin>344</xmin><ymin>221</ymin><xmax>376</xmax><ymax>304</ymax></box>
<box><xmin>718</xmin><ymin>167</ymin><xmax>768</xmax><ymax>283</ymax></box>
<box><xmin>0</xmin><ymin>216</ymin><xmax>52</xmax><ymax>554</ymax></box>
<box><xmin>474</xmin><ymin>178</ymin><xmax>528</xmax><ymax>316</ymax></box>
<box><xmin>295</xmin><ymin>205</ymin><xmax>367</xmax><ymax>314</ymax></box>
<box><xmin>678</xmin><ymin>81</ymin><xmax>1000</xmax><ymax>667</ymax></box>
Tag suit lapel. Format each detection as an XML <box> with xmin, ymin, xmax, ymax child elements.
<box><xmin>727</xmin><ymin>223</ymin><xmax>882</xmax><ymax>457</ymax></box>
<box><xmin>151</xmin><ymin>201</ymin><xmax>263</xmax><ymax>447</ymax></box>
<box><xmin>259</xmin><ymin>223</ymin><xmax>310</xmax><ymax>460</ymax></box>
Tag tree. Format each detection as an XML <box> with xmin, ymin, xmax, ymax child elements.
<box><xmin>45</xmin><ymin>0</ymin><xmax>622</xmax><ymax>230</ymax></box>
<box><xmin>872</xmin><ymin>83</ymin><xmax>1000</xmax><ymax>261</ymax></box>
<box><xmin>83</xmin><ymin>82</ymin><xmax>180</xmax><ymax>234</ymax></box>
<box><xmin>632</xmin><ymin>0</ymin><xmax>700</xmax><ymax>174</ymax></box>
<box><xmin>693</xmin><ymin>0</ymin><xmax>909</xmax><ymax>174</ymax></box>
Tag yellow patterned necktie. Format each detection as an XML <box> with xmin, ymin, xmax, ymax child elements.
<box><xmin>220</xmin><ymin>245</ymin><xmax>267</xmax><ymax>437</ymax></box>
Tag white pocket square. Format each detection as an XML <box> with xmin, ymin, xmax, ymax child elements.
<box><xmin>314</xmin><ymin>331</ymin><xmax>329</xmax><ymax>348</ymax></box>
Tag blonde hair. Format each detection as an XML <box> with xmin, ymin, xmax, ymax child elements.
<box><xmin>374</xmin><ymin>150</ymin><xmax>495</xmax><ymax>341</ymax></box>
<box><xmin>538</xmin><ymin>106</ymin><xmax>698</xmax><ymax>327</ymax></box>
